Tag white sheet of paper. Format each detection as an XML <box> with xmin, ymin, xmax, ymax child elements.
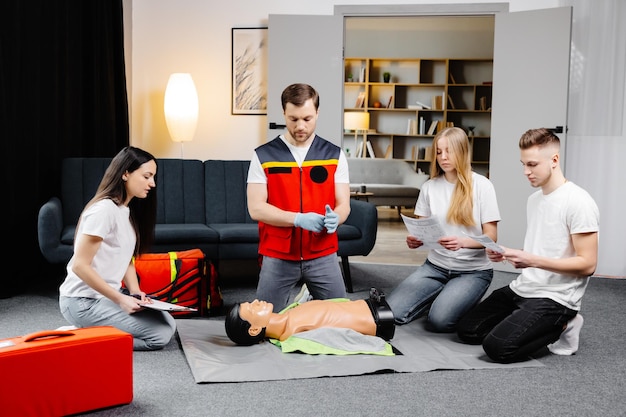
<box><xmin>400</xmin><ymin>214</ymin><xmax>445</xmax><ymax>250</ymax></box>
<box><xmin>140</xmin><ymin>299</ymin><xmax>197</xmax><ymax>312</ymax></box>
<box><xmin>462</xmin><ymin>232</ymin><xmax>504</xmax><ymax>253</ymax></box>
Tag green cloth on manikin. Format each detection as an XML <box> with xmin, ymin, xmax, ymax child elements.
<box><xmin>270</xmin><ymin>327</ymin><xmax>394</xmax><ymax>356</ymax></box>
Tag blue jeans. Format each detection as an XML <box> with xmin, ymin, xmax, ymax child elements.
<box><xmin>256</xmin><ymin>253</ymin><xmax>347</xmax><ymax>312</ymax></box>
<box><xmin>59</xmin><ymin>295</ymin><xmax>177</xmax><ymax>351</ymax></box>
<box><xmin>386</xmin><ymin>259</ymin><xmax>493</xmax><ymax>332</ymax></box>
<box><xmin>457</xmin><ymin>285</ymin><xmax>576</xmax><ymax>363</ymax></box>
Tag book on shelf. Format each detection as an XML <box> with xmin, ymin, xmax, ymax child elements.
<box><xmin>432</xmin><ymin>95</ymin><xmax>443</xmax><ymax>110</ymax></box>
<box><xmin>479</xmin><ymin>96</ymin><xmax>487</xmax><ymax>111</ymax></box>
<box><xmin>427</xmin><ymin>120</ymin><xmax>438</xmax><ymax>135</ymax></box>
<box><xmin>354</xmin><ymin>91</ymin><xmax>365</xmax><ymax>108</ymax></box>
<box><xmin>447</xmin><ymin>94</ymin><xmax>456</xmax><ymax>109</ymax></box>
<box><xmin>386</xmin><ymin>95</ymin><xmax>393</xmax><ymax>108</ymax></box>
<box><xmin>406</xmin><ymin>119</ymin><xmax>418</xmax><ymax>135</ymax></box>
<box><xmin>424</xmin><ymin>146</ymin><xmax>433</xmax><ymax>162</ymax></box>
<box><xmin>419</xmin><ymin>117</ymin><xmax>425</xmax><ymax>135</ymax></box>
<box><xmin>414</xmin><ymin>100</ymin><xmax>431</xmax><ymax>109</ymax></box>
<box><xmin>355</xmin><ymin>140</ymin><xmax>365</xmax><ymax>158</ymax></box>
<box><xmin>449</xmin><ymin>73</ymin><xmax>457</xmax><ymax>84</ymax></box>
<box><xmin>366</xmin><ymin>141</ymin><xmax>376</xmax><ymax>158</ymax></box>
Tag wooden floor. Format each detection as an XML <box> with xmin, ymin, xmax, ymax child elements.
<box><xmin>350</xmin><ymin>206</ymin><xmax>427</xmax><ymax>266</ymax></box>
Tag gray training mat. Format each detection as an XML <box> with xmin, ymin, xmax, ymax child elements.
<box><xmin>176</xmin><ymin>318</ymin><xmax>544</xmax><ymax>383</ymax></box>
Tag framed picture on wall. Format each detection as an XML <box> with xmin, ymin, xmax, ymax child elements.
<box><xmin>231</xmin><ymin>27</ymin><xmax>268</xmax><ymax>115</ymax></box>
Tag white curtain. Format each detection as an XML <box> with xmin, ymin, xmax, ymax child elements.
<box><xmin>561</xmin><ymin>0</ymin><xmax>626</xmax><ymax>277</ymax></box>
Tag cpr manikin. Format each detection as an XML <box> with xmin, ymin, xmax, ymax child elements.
<box><xmin>225</xmin><ymin>288</ymin><xmax>395</xmax><ymax>346</ymax></box>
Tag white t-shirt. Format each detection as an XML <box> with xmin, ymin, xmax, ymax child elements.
<box><xmin>415</xmin><ymin>172</ymin><xmax>501</xmax><ymax>271</ymax></box>
<box><xmin>247</xmin><ymin>135</ymin><xmax>350</xmax><ymax>184</ymax></box>
<box><xmin>59</xmin><ymin>199</ymin><xmax>136</xmax><ymax>298</ymax></box>
<box><xmin>509</xmin><ymin>181</ymin><xmax>599</xmax><ymax>310</ymax></box>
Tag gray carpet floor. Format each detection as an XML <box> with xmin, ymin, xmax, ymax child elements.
<box><xmin>1</xmin><ymin>262</ymin><xmax>625</xmax><ymax>416</ymax></box>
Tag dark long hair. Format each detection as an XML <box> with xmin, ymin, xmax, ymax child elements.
<box><xmin>79</xmin><ymin>146</ymin><xmax>158</xmax><ymax>255</ymax></box>
<box><xmin>224</xmin><ymin>304</ymin><xmax>266</xmax><ymax>346</ymax></box>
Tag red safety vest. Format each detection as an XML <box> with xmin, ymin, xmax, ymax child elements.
<box><xmin>256</xmin><ymin>136</ymin><xmax>340</xmax><ymax>260</ymax></box>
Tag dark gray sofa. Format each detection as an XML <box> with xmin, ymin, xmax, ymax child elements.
<box><xmin>38</xmin><ymin>158</ymin><xmax>377</xmax><ymax>292</ymax></box>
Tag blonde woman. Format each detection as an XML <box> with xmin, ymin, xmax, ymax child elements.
<box><xmin>387</xmin><ymin>127</ymin><xmax>500</xmax><ymax>332</ymax></box>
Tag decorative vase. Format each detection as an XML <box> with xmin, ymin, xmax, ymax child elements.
<box><xmin>383</xmin><ymin>73</ymin><xmax>391</xmax><ymax>83</ymax></box>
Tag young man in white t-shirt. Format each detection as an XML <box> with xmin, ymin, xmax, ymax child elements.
<box><xmin>457</xmin><ymin>128</ymin><xmax>599</xmax><ymax>363</ymax></box>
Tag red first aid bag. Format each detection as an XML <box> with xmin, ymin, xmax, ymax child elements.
<box><xmin>133</xmin><ymin>249</ymin><xmax>222</xmax><ymax>317</ymax></box>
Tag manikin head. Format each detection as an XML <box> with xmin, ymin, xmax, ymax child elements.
<box><xmin>225</xmin><ymin>300</ymin><xmax>273</xmax><ymax>346</ymax></box>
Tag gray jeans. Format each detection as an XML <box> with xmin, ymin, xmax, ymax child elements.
<box><xmin>256</xmin><ymin>253</ymin><xmax>347</xmax><ymax>312</ymax></box>
<box><xmin>59</xmin><ymin>295</ymin><xmax>176</xmax><ymax>351</ymax></box>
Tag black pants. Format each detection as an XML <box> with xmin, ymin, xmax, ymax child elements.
<box><xmin>457</xmin><ymin>286</ymin><xmax>576</xmax><ymax>363</ymax></box>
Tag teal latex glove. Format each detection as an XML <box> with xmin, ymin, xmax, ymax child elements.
<box><xmin>324</xmin><ymin>204</ymin><xmax>339</xmax><ymax>234</ymax></box>
<box><xmin>294</xmin><ymin>212</ymin><xmax>325</xmax><ymax>233</ymax></box>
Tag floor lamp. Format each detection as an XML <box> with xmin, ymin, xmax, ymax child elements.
<box><xmin>343</xmin><ymin>112</ymin><xmax>369</xmax><ymax>158</ymax></box>
<box><xmin>164</xmin><ymin>73</ymin><xmax>199</xmax><ymax>158</ymax></box>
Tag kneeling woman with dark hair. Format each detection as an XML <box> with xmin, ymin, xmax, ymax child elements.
<box><xmin>225</xmin><ymin>288</ymin><xmax>395</xmax><ymax>346</ymax></box>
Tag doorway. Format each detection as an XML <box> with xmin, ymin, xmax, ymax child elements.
<box><xmin>343</xmin><ymin>15</ymin><xmax>495</xmax><ymax>176</ymax></box>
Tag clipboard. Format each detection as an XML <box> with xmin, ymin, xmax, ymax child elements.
<box><xmin>132</xmin><ymin>295</ymin><xmax>198</xmax><ymax>312</ymax></box>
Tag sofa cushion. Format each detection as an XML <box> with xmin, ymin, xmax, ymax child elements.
<box><xmin>154</xmin><ymin>224</ymin><xmax>218</xmax><ymax>243</ymax></box>
<box><xmin>204</xmin><ymin>160</ymin><xmax>255</xmax><ymax>224</ymax></box>
<box><xmin>209</xmin><ymin>223</ymin><xmax>259</xmax><ymax>243</ymax></box>
<box><xmin>155</xmin><ymin>159</ymin><xmax>205</xmax><ymax>224</ymax></box>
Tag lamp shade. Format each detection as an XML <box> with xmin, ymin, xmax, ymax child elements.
<box><xmin>344</xmin><ymin>111</ymin><xmax>370</xmax><ymax>131</ymax></box>
<box><xmin>164</xmin><ymin>73</ymin><xmax>199</xmax><ymax>143</ymax></box>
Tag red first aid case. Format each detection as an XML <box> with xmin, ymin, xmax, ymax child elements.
<box><xmin>0</xmin><ymin>326</ymin><xmax>133</xmax><ymax>417</ymax></box>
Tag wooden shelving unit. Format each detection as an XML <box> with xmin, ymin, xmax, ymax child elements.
<box><xmin>344</xmin><ymin>57</ymin><xmax>493</xmax><ymax>175</ymax></box>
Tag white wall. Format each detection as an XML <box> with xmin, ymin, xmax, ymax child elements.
<box><xmin>128</xmin><ymin>0</ymin><xmax>553</xmax><ymax>161</ymax></box>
